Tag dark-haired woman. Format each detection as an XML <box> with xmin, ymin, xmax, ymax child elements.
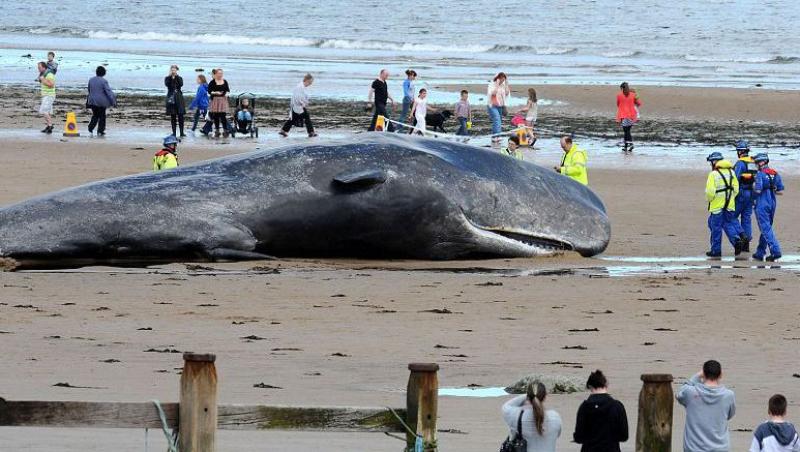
<box><xmin>573</xmin><ymin>370</ymin><xmax>629</xmax><ymax>452</ymax></box>
<box><xmin>165</xmin><ymin>65</ymin><xmax>186</xmax><ymax>138</ymax></box>
<box><xmin>502</xmin><ymin>382</ymin><xmax>562</xmax><ymax>452</ymax></box>
<box><xmin>86</xmin><ymin>65</ymin><xmax>116</xmax><ymax>136</ymax></box>
<box><xmin>399</xmin><ymin>69</ymin><xmax>417</xmax><ymax>132</ymax></box>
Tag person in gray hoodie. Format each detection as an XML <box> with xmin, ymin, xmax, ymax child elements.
<box><xmin>750</xmin><ymin>394</ymin><xmax>800</xmax><ymax>452</ymax></box>
<box><xmin>676</xmin><ymin>360</ymin><xmax>736</xmax><ymax>452</ymax></box>
<box><xmin>86</xmin><ymin>66</ymin><xmax>117</xmax><ymax>136</ymax></box>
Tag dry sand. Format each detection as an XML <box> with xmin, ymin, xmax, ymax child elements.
<box><xmin>1</xmin><ymin>125</ymin><xmax>799</xmax><ymax>451</ymax></box>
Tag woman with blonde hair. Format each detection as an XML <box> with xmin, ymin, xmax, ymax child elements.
<box><xmin>502</xmin><ymin>382</ymin><xmax>562</xmax><ymax>452</ymax></box>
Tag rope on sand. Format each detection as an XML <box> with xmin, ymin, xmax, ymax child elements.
<box><xmin>380</xmin><ymin>116</ymin><xmax>528</xmax><ymax>142</ymax></box>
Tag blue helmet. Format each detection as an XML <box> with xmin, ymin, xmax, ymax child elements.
<box><xmin>163</xmin><ymin>135</ymin><xmax>179</xmax><ymax>147</ymax></box>
<box><xmin>735</xmin><ymin>139</ymin><xmax>749</xmax><ymax>153</ymax></box>
<box><xmin>753</xmin><ymin>153</ymin><xmax>769</xmax><ymax>164</ymax></box>
<box><xmin>706</xmin><ymin>151</ymin><xmax>724</xmax><ymax>163</ymax></box>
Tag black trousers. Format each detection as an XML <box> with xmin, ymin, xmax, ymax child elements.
<box><xmin>623</xmin><ymin>125</ymin><xmax>633</xmax><ymax>142</ymax></box>
<box><xmin>367</xmin><ymin>102</ymin><xmax>394</xmax><ymax>132</ymax></box>
<box><xmin>88</xmin><ymin>106</ymin><xmax>106</xmax><ymax>134</ymax></box>
<box><xmin>282</xmin><ymin>110</ymin><xmax>314</xmax><ymax>134</ymax></box>
<box><xmin>170</xmin><ymin>113</ymin><xmax>185</xmax><ymax>136</ymax></box>
<box><xmin>212</xmin><ymin>112</ymin><xmax>227</xmax><ymax>131</ymax></box>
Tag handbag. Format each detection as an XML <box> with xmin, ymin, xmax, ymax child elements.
<box><xmin>166</xmin><ymin>93</ymin><xmax>176</xmax><ymax>105</ymax></box>
<box><xmin>500</xmin><ymin>410</ymin><xmax>527</xmax><ymax>452</ymax></box>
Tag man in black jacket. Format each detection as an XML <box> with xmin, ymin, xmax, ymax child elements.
<box><xmin>574</xmin><ymin>370</ymin><xmax>629</xmax><ymax>452</ymax></box>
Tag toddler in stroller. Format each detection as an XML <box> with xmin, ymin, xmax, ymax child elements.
<box><xmin>232</xmin><ymin>94</ymin><xmax>258</xmax><ymax>138</ymax></box>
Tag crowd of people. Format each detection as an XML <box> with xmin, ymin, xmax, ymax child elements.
<box><xmin>501</xmin><ymin>361</ymin><xmax>799</xmax><ymax>452</ymax></box>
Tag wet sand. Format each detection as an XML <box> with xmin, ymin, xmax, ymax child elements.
<box><xmin>1</xmin><ymin>134</ymin><xmax>799</xmax><ymax>451</ymax></box>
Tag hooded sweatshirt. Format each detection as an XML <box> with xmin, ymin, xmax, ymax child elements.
<box><xmin>750</xmin><ymin>421</ymin><xmax>800</xmax><ymax>452</ymax></box>
<box><xmin>676</xmin><ymin>375</ymin><xmax>736</xmax><ymax>452</ymax></box>
<box><xmin>573</xmin><ymin>393</ymin><xmax>628</xmax><ymax>452</ymax></box>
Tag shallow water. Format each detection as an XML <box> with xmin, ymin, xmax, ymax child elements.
<box><xmin>439</xmin><ymin>387</ymin><xmax>509</xmax><ymax>398</ymax></box>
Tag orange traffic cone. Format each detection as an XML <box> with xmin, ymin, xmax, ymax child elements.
<box><xmin>63</xmin><ymin>112</ymin><xmax>80</xmax><ymax>137</ymax></box>
<box><xmin>375</xmin><ymin>115</ymin><xmax>386</xmax><ymax>132</ymax></box>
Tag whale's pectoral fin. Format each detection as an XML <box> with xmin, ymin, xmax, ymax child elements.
<box><xmin>332</xmin><ymin>169</ymin><xmax>387</xmax><ymax>191</ymax></box>
<box><xmin>207</xmin><ymin>248</ymin><xmax>276</xmax><ymax>262</ymax></box>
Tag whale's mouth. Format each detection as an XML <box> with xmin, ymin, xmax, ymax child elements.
<box><xmin>465</xmin><ymin>216</ymin><xmax>574</xmax><ymax>255</ymax></box>
<box><xmin>488</xmin><ymin>230</ymin><xmax>574</xmax><ymax>252</ymax></box>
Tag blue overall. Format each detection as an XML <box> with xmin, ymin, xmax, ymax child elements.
<box><xmin>733</xmin><ymin>159</ymin><xmax>755</xmax><ymax>240</ymax></box>
<box><xmin>708</xmin><ymin>211</ymin><xmax>741</xmax><ymax>256</ymax></box>
<box><xmin>753</xmin><ymin>168</ymin><xmax>784</xmax><ymax>259</ymax></box>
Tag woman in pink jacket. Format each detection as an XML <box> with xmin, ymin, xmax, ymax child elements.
<box><xmin>616</xmin><ymin>82</ymin><xmax>641</xmax><ymax>153</ymax></box>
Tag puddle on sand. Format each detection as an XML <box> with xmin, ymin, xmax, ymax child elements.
<box><xmin>439</xmin><ymin>387</ymin><xmax>509</xmax><ymax>398</ymax></box>
<box><xmin>601</xmin><ymin>255</ymin><xmax>800</xmax><ymax>264</ymax></box>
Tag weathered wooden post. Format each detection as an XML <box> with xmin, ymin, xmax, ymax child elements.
<box><xmin>406</xmin><ymin>363</ymin><xmax>439</xmax><ymax>451</ymax></box>
<box><xmin>636</xmin><ymin>373</ymin><xmax>674</xmax><ymax>452</ymax></box>
<box><xmin>179</xmin><ymin>353</ymin><xmax>218</xmax><ymax>452</ymax></box>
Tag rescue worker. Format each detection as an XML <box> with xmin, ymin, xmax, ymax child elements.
<box><xmin>153</xmin><ymin>135</ymin><xmax>179</xmax><ymax>171</ymax></box>
<box><xmin>704</xmin><ymin>152</ymin><xmax>743</xmax><ymax>259</ymax></box>
<box><xmin>732</xmin><ymin>139</ymin><xmax>758</xmax><ymax>251</ymax></box>
<box><xmin>752</xmin><ymin>153</ymin><xmax>784</xmax><ymax>261</ymax></box>
<box><xmin>554</xmin><ymin>135</ymin><xmax>588</xmax><ymax>185</ymax></box>
<box><xmin>502</xmin><ymin>135</ymin><xmax>524</xmax><ymax>160</ymax></box>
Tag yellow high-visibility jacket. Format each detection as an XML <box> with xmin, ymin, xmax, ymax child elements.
<box><xmin>705</xmin><ymin>160</ymin><xmax>738</xmax><ymax>213</ymax></box>
<box><xmin>153</xmin><ymin>150</ymin><xmax>178</xmax><ymax>171</ymax></box>
<box><xmin>560</xmin><ymin>144</ymin><xmax>588</xmax><ymax>185</ymax></box>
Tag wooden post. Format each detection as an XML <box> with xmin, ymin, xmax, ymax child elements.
<box><xmin>406</xmin><ymin>363</ymin><xmax>438</xmax><ymax>452</ymax></box>
<box><xmin>179</xmin><ymin>353</ymin><xmax>218</xmax><ymax>452</ymax></box>
<box><xmin>636</xmin><ymin>373</ymin><xmax>674</xmax><ymax>452</ymax></box>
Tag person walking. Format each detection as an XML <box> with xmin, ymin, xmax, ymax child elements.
<box><xmin>704</xmin><ymin>152</ymin><xmax>743</xmax><ymax>259</ymax></box>
<box><xmin>165</xmin><ymin>65</ymin><xmax>186</xmax><ymax>139</ymax></box>
<box><xmin>36</xmin><ymin>61</ymin><xmax>56</xmax><ymax>134</ymax></box>
<box><xmin>752</xmin><ymin>153</ymin><xmax>784</xmax><ymax>262</ymax></box>
<box><xmin>750</xmin><ymin>394</ymin><xmax>800</xmax><ymax>452</ymax></box>
<box><xmin>399</xmin><ymin>69</ymin><xmax>417</xmax><ymax>132</ymax></box>
<box><xmin>676</xmin><ymin>360</ymin><xmax>736</xmax><ymax>452</ymax></box>
<box><xmin>616</xmin><ymin>82</ymin><xmax>641</xmax><ymax>153</ymax></box>
<box><xmin>502</xmin><ymin>382</ymin><xmax>562</xmax><ymax>452</ymax></box>
<box><xmin>573</xmin><ymin>370</ymin><xmax>629</xmax><ymax>452</ymax></box>
<box><xmin>280</xmin><ymin>73</ymin><xmax>317</xmax><ymax>137</ymax></box>
<box><xmin>86</xmin><ymin>66</ymin><xmax>116</xmax><ymax>136</ymax></box>
<box><xmin>189</xmin><ymin>74</ymin><xmax>209</xmax><ymax>133</ymax></box>
<box><xmin>367</xmin><ymin>69</ymin><xmax>395</xmax><ymax>132</ymax></box>
<box><xmin>454</xmin><ymin>89</ymin><xmax>472</xmax><ymax>136</ymax></box>
<box><xmin>408</xmin><ymin>88</ymin><xmax>433</xmax><ymax>135</ymax></box>
<box><xmin>487</xmin><ymin>72</ymin><xmax>510</xmax><ymax>143</ymax></box>
<box><xmin>554</xmin><ymin>136</ymin><xmax>588</xmax><ymax>185</ymax></box>
<box><xmin>732</xmin><ymin>139</ymin><xmax>758</xmax><ymax>251</ymax></box>
<box><xmin>207</xmin><ymin>68</ymin><xmax>231</xmax><ymax>137</ymax></box>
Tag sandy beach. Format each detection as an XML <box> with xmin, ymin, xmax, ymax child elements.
<box><xmin>1</xmin><ymin>129</ymin><xmax>799</xmax><ymax>451</ymax></box>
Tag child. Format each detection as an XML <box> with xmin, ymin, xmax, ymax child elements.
<box><xmin>189</xmin><ymin>74</ymin><xmax>209</xmax><ymax>132</ymax></box>
<box><xmin>455</xmin><ymin>90</ymin><xmax>471</xmax><ymax>136</ymax></box>
<box><xmin>46</xmin><ymin>51</ymin><xmax>58</xmax><ymax>75</ymax></box>
<box><xmin>516</xmin><ymin>88</ymin><xmax>538</xmax><ymax>144</ymax></box>
<box><xmin>153</xmin><ymin>135</ymin><xmax>179</xmax><ymax>171</ymax></box>
<box><xmin>502</xmin><ymin>136</ymin><xmax>524</xmax><ymax>160</ymax></box>
<box><xmin>237</xmin><ymin>98</ymin><xmax>252</xmax><ymax>123</ymax></box>
<box><xmin>409</xmin><ymin>88</ymin><xmax>433</xmax><ymax>135</ymax></box>
<box><xmin>749</xmin><ymin>394</ymin><xmax>800</xmax><ymax>452</ymax></box>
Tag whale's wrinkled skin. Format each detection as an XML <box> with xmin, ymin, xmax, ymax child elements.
<box><xmin>0</xmin><ymin>134</ymin><xmax>610</xmax><ymax>269</ymax></box>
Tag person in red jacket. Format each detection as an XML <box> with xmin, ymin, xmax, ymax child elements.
<box><xmin>616</xmin><ymin>82</ymin><xmax>641</xmax><ymax>153</ymax></box>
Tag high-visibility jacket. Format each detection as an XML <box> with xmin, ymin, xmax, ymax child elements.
<box><xmin>153</xmin><ymin>149</ymin><xmax>178</xmax><ymax>171</ymax></box>
<box><xmin>502</xmin><ymin>147</ymin><xmax>524</xmax><ymax>160</ymax></box>
<box><xmin>560</xmin><ymin>144</ymin><xmax>588</xmax><ymax>185</ymax></box>
<box><xmin>705</xmin><ymin>160</ymin><xmax>739</xmax><ymax>213</ymax></box>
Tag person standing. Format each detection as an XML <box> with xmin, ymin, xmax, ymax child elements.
<box><xmin>399</xmin><ymin>69</ymin><xmax>417</xmax><ymax>132</ymax></box>
<box><xmin>517</xmin><ymin>88</ymin><xmax>538</xmax><ymax>141</ymax></box>
<box><xmin>36</xmin><ymin>61</ymin><xmax>56</xmax><ymax>134</ymax></box>
<box><xmin>367</xmin><ymin>69</ymin><xmax>395</xmax><ymax>131</ymax></box>
<box><xmin>487</xmin><ymin>72</ymin><xmax>510</xmax><ymax>143</ymax></box>
<box><xmin>502</xmin><ymin>382</ymin><xmax>562</xmax><ymax>452</ymax></box>
<box><xmin>732</xmin><ymin>139</ymin><xmax>758</xmax><ymax>251</ymax></box>
<box><xmin>554</xmin><ymin>136</ymin><xmax>588</xmax><ymax>185</ymax></box>
<box><xmin>752</xmin><ymin>153</ymin><xmax>784</xmax><ymax>261</ymax></box>
<box><xmin>280</xmin><ymin>73</ymin><xmax>317</xmax><ymax>137</ymax></box>
<box><xmin>616</xmin><ymin>82</ymin><xmax>641</xmax><ymax>153</ymax></box>
<box><xmin>189</xmin><ymin>74</ymin><xmax>209</xmax><ymax>133</ymax></box>
<box><xmin>749</xmin><ymin>394</ymin><xmax>800</xmax><ymax>452</ymax></box>
<box><xmin>86</xmin><ymin>66</ymin><xmax>116</xmax><ymax>136</ymax></box>
<box><xmin>704</xmin><ymin>152</ymin><xmax>743</xmax><ymax>259</ymax></box>
<box><xmin>676</xmin><ymin>360</ymin><xmax>736</xmax><ymax>452</ymax></box>
<box><xmin>165</xmin><ymin>65</ymin><xmax>186</xmax><ymax>139</ymax></box>
<box><xmin>573</xmin><ymin>370</ymin><xmax>629</xmax><ymax>452</ymax></box>
<box><xmin>455</xmin><ymin>90</ymin><xmax>472</xmax><ymax>136</ymax></box>
<box><xmin>207</xmin><ymin>68</ymin><xmax>231</xmax><ymax>137</ymax></box>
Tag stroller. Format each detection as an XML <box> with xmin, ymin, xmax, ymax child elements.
<box><xmin>230</xmin><ymin>93</ymin><xmax>259</xmax><ymax>138</ymax></box>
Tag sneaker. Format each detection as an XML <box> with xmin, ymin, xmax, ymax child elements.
<box><xmin>705</xmin><ymin>251</ymin><xmax>722</xmax><ymax>260</ymax></box>
<box><xmin>766</xmin><ymin>254</ymin><xmax>782</xmax><ymax>262</ymax></box>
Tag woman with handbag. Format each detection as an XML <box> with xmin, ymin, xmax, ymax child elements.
<box><xmin>573</xmin><ymin>370</ymin><xmax>629</xmax><ymax>452</ymax></box>
<box><xmin>487</xmin><ymin>72</ymin><xmax>510</xmax><ymax>143</ymax></box>
<box><xmin>164</xmin><ymin>65</ymin><xmax>186</xmax><ymax>139</ymax></box>
<box><xmin>207</xmin><ymin>68</ymin><xmax>231</xmax><ymax>138</ymax></box>
<box><xmin>501</xmin><ymin>382</ymin><xmax>562</xmax><ymax>452</ymax></box>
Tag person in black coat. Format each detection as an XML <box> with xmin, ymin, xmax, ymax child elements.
<box><xmin>165</xmin><ymin>64</ymin><xmax>186</xmax><ymax>138</ymax></box>
<box><xmin>573</xmin><ymin>370</ymin><xmax>629</xmax><ymax>452</ymax></box>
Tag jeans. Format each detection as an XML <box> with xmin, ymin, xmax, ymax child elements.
<box><xmin>88</xmin><ymin>106</ymin><xmax>106</xmax><ymax>134</ymax></box>
<box><xmin>282</xmin><ymin>110</ymin><xmax>314</xmax><ymax>135</ymax></box>
<box><xmin>398</xmin><ymin>96</ymin><xmax>412</xmax><ymax>131</ymax></box>
<box><xmin>754</xmin><ymin>205</ymin><xmax>781</xmax><ymax>258</ymax></box>
<box><xmin>733</xmin><ymin>189</ymin><xmax>753</xmax><ymax>240</ymax></box>
<box><xmin>368</xmin><ymin>102</ymin><xmax>394</xmax><ymax>132</ymax></box>
<box><xmin>487</xmin><ymin>105</ymin><xmax>502</xmax><ymax>135</ymax></box>
<box><xmin>191</xmin><ymin>109</ymin><xmax>207</xmax><ymax>131</ymax></box>
<box><xmin>708</xmin><ymin>210</ymin><xmax>741</xmax><ymax>255</ymax></box>
<box><xmin>456</xmin><ymin>117</ymin><xmax>468</xmax><ymax>136</ymax></box>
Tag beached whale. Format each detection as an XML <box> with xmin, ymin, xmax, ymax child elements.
<box><xmin>0</xmin><ymin>134</ymin><xmax>610</xmax><ymax>270</ymax></box>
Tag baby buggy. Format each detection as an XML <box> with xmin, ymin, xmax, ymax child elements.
<box><xmin>230</xmin><ymin>93</ymin><xmax>259</xmax><ymax>138</ymax></box>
